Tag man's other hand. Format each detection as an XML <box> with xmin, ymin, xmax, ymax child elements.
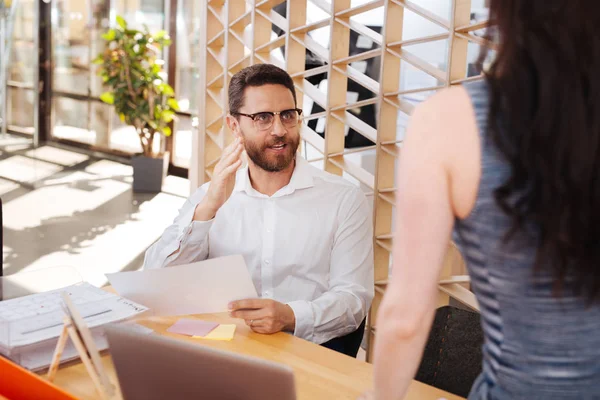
<box><xmin>228</xmin><ymin>298</ymin><xmax>296</xmax><ymax>334</ymax></box>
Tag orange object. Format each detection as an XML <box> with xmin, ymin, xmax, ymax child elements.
<box><xmin>0</xmin><ymin>357</ymin><xmax>78</xmax><ymax>400</ymax></box>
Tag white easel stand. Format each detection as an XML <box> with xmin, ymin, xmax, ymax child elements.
<box><xmin>46</xmin><ymin>316</ymin><xmax>116</xmax><ymax>400</ymax></box>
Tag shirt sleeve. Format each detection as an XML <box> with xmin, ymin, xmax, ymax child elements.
<box><xmin>287</xmin><ymin>187</ymin><xmax>374</xmax><ymax>344</ymax></box>
<box><xmin>143</xmin><ymin>185</ymin><xmax>214</xmax><ymax>269</ymax></box>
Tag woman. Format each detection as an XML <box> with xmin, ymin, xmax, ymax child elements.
<box><xmin>369</xmin><ymin>1</ymin><xmax>600</xmax><ymax>399</ymax></box>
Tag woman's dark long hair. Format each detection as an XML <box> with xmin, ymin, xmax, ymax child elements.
<box><xmin>478</xmin><ymin>1</ymin><xmax>600</xmax><ymax>302</ymax></box>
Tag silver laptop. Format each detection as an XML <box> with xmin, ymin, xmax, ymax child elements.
<box><xmin>105</xmin><ymin>324</ymin><xmax>296</xmax><ymax>400</ymax></box>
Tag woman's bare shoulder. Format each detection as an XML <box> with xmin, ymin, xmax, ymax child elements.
<box><xmin>407</xmin><ymin>85</ymin><xmax>481</xmax><ymax>219</ymax></box>
<box><xmin>412</xmin><ymin>86</ymin><xmax>473</xmax><ymax>124</ymax></box>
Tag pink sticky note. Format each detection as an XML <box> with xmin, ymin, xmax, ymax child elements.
<box><xmin>166</xmin><ymin>319</ymin><xmax>219</xmax><ymax>337</ymax></box>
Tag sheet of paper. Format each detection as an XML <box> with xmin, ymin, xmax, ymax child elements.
<box><xmin>105</xmin><ymin>255</ymin><xmax>258</xmax><ymax>316</ymax></box>
<box><xmin>194</xmin><ymin>324</ymin><xmax>236</xmax><ymax>341</ymax></box>
<box><xmin>167</xmin><ymin>319</ymin><xmax>218</xmax><ymax>337</ymax></box>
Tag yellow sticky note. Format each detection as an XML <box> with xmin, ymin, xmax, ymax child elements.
<box><xmin>194</xmin><ymin>324</ymin><xmax>236</xmax><ymax>341</ymax></box>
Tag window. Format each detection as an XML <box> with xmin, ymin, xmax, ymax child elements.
<box><xmin>6</xmin><ymin>0</ymin><xmax>36</xmax><ymax>134</ymax></box>
<box><xmin>50</xmin><ymin>0</ymin><xmax>168</xmax><ymax>157</ymax></box>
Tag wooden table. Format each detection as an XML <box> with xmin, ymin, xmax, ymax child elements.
<box><xmin>49</xmin><ymin>313</ymin><xmax>464</xmax><ymax>400</ymax></box>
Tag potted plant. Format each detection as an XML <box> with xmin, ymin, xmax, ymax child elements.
<box><xmin>93</xmin><ymin>15</ymin><xmax>179</xmax><ymax>192</ymax></box>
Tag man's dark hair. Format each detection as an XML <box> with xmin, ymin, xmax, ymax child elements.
<box><xmin>228</xmin><ymin>64</ymin><xmax>297</xmax><ymax>114</ymax></box>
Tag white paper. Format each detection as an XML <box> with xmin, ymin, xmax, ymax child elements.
<box><xmin>105</xmin><ymin>255</ymin><xmax>259</xmax><ymax>316</ymax></box>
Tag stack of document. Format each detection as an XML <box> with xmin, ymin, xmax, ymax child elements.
<box><xmin>0</xmin><ymin>282</ymin><xmax>148</xmax><ymax>371</ymax></box>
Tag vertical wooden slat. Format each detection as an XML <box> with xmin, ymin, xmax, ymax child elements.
<box><xmin>223</xmin><ymin>2</ymin><xmax>246</xmax><ymax>150</ymax></box>
<box><xmin>286</xmin><ymin>0</ymin><xmax>307</xmax><ymax>101</ymax></box>
<box><xmin>324</xmin><ymin>0</ymin><xmax>351</xmax><ymax>175</ymax></box>
<box><xmin>368</xmin><ymin>0</ymin><xmax>404</xmax><ymax>362</ymax></box>
<box><xmin>448</xmin><ymin>0</ymin><xmax>472</xmax><ymax>86</ymax></box>
<box><xmin>286</xmin><ymin>0</ymin><xmax>307</xmax><ymax>157</ymax></box>
<box><xmin>202</xmin><ymin>1</ymin><xmax>226</xmax><ymax>182</ymax></box>
<box><xmin>251</xmin><ymin>1</ymin><xmax>271</xmax><ymax>65</ymax></box>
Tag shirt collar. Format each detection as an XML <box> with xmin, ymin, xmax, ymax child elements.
<box><xmin>233</xmin><ymin>156</ymin><xmax>314</xmax><ymax>197</ymax></box>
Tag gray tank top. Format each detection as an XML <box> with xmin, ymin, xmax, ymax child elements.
<box><xmin>454</xmin><ymin>79</ymin><xmax>600</xmax><ymax>399</ymax></box>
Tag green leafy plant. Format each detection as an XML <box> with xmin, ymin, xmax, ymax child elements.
<box><xmin>93</xmin><ymin>15</ymin><xmax>179</xmax><ymax>158</ymax></box>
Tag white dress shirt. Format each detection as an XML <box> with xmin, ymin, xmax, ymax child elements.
<box><xmin>143</xmin><ymin>156</ymin><xmax>374</xmax><ymax>344</ymax></box>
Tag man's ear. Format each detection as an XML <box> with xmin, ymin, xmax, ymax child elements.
<box><xmin>226</xmin><ymin>114</ymin><xmax>241</xmax><ymax>138</ymax></box>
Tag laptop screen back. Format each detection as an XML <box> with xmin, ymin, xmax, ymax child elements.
<box><xmin>105</xmin><ymin>324</ymin><xmax>296</xmax><ymax>400</ymax></box>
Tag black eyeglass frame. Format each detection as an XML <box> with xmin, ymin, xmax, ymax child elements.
<box><xmin>231</xmin><ymin>108</ymin><xmax>304</xmax><ymax>128</ymax></box>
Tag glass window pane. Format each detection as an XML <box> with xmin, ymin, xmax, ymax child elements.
<box><xmin>173</xmin><ymin>116</ymin><xmax>192</xmax><ymax>168</ymax></box>
<box><xmin>9</xmin><ymin>0</ymin><xmax>36</xmax><ymax>84</ymax></box>
<box><xmin>176</xmin><ymin>62</ymin><xmax>198</xmax><ymax>113</ymax></box>
<box><xmin>9</xmin><ymin>41</ymin><xmax>36</xmax><ymax>84</ymax></box>
<box><xmin>110</xmin><ymin>112</ymin><xmax>142</xmax><ymax>154</ymax></box>
<box><xmin>116</xmin><ymin>0</ymin><xmax>165</xmax><ymax>33</ymax></box>
<box><xmin>52</xmin><ymin>0</ymin><xmax>91</xmax><ymax>95</ymax></box>
<box><xmin>12</xmin><ymin>0</ymin><xmax>35</xmax><ymax>42</ymax></box>
<box><xmin>90</xmin><ymin>1</ymin><xmax>112</xmax><ymax>97</ymax></box>
<box><xmin>52</xmin><ymin>0</ymin><xmax>110</xmax><ymax>96</ymax></box>
<box><xmin>7</xmin><ymin>87</ymin><xmax>35</xmax><ymax>133</ymax></box>
<box><xmin>52</xmin><ymin>97</ymin><xmax>94</xmax><ymax>145</ymax></box>
<box><xmin>50</xmin><ymin>0</ymin><xmax>113</xmax><ymax>149</ymax></box>
<box><xmin>175</xmin><ymin>0</ymin><xmax>200</xmax><ymax>113</ymax></box>
<box><xmin>90</xmin><ymin>102</ymin><xmax>112</xmax><ymax>148</ymax></box>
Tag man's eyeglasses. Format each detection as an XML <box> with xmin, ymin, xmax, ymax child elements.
<box><xmin>232</xmin><ymin>108</ymin><xmax>303</xmax><ymax>131</ymax></box>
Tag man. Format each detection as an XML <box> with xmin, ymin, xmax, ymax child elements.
<box><xmin>144</xmin><ymin>64</ymin><xmax>374</xmax><ymax>352</ymax></box>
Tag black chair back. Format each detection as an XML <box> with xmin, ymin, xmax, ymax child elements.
<box><xmin>321</xmin><ymin>318</ymin><xmax>366</xmax><ymax>358</ymax></box>
<box><xmin>415</xmin><ymin>305</ymin><xmax>484</xmax><ymax>398</ymax></box>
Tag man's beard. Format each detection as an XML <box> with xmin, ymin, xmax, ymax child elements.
<box><xmin>243</xmin><ymin>133</ymin><xmax>300</xmax><ymax>172</ymax></box>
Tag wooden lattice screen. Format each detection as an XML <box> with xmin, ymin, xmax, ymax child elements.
<box><xmin>190</xmin><ymin>0</ymin><xmax>490</xmax><ymax>361</ymax></box>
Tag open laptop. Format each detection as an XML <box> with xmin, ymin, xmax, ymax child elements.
<box><xmin>104</xmin><ymin>324</ymin><xmax>296</xmax><ymax>400</ymax></box>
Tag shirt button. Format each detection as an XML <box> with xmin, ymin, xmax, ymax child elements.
<box><xmin>264</xmin><ymin>259</ymin><xmax>270</xmax><ymax>265</ymax></box>
<box><xmin>266</xmin><ymin>228</ymin><xmax>272</xmax><ymax>233</ymax></box>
